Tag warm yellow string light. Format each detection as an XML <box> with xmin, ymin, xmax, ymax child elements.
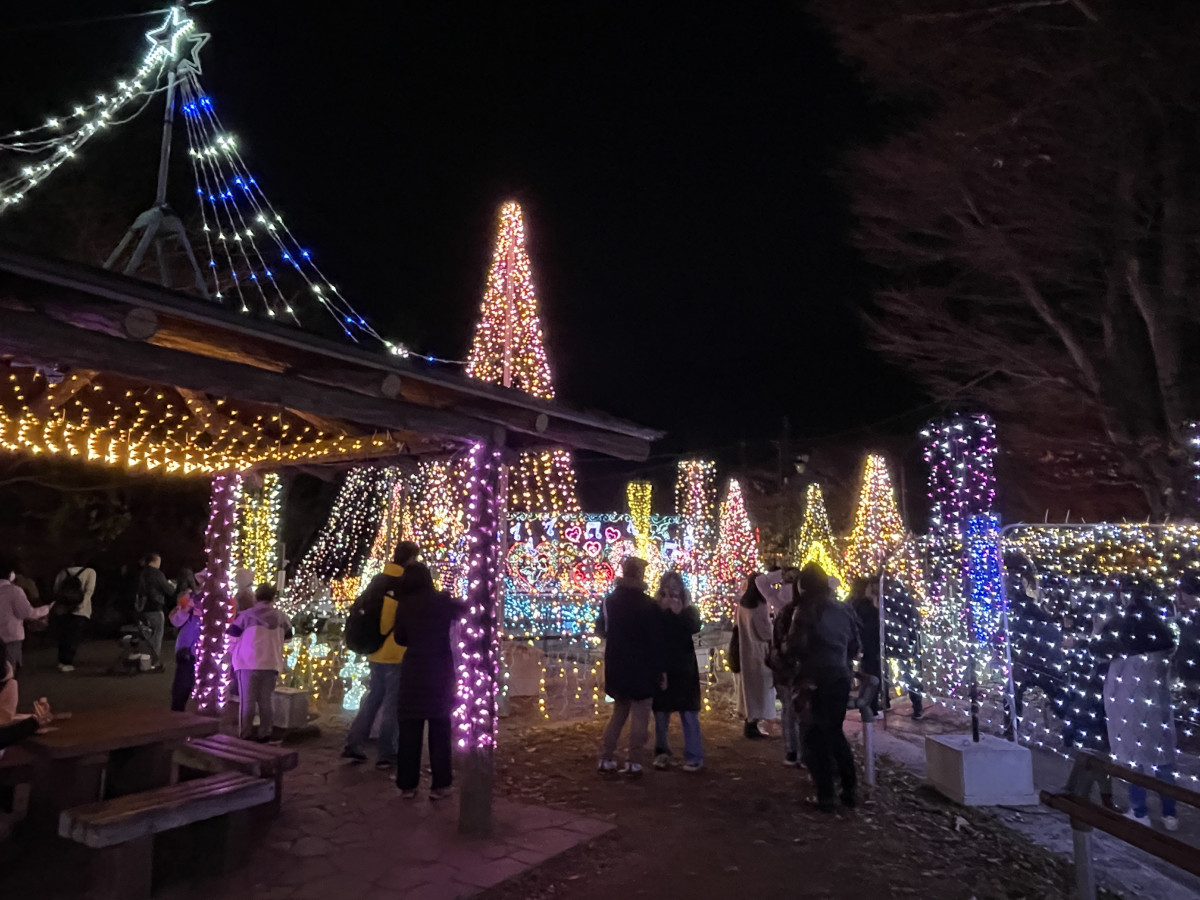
<box><xmin>843</xmin><ymin>454</ymin><xmax>905</xmax><ymax>579</ymax></box>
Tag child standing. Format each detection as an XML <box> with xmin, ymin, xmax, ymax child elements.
<box><xmin>228</xmin><ymin>584</ymin><xmax>293</xmax><ymax>741</ymax></box>
<box><xmin>169</xmin><ymin>591</ymin><xmax>202</xmax><ymax>712</ymax></box>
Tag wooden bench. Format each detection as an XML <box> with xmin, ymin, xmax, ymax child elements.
<box><xmin>59</xmin><ymin>772</ymin><xmax>274</xmax><ymax>900</ymax></box>
<box><xmin>0</xmin><ymin>746</ymin><xmax>36</xmax><ymax>839</ymax></box>
<box><xmin>174</xmin><ymin>734</ymin><xmax>298</xmax><ymax>815</ymax></box>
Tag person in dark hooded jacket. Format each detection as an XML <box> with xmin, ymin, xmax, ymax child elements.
<box><xmin>597</xmin><ymin>557</ymin><xmax>664</xmax><ymax>776</ymax></box>
<box><xmin>392</xmin><ymin>562</ymin><xmax>465</xmax><ymax>799</ymax></box>
<box><xmin>651</xmin><ymin>572</ymin><xmax>704</xmax><ymax>771</ymax></box>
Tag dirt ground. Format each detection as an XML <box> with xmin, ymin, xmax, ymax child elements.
<box><xmin>481</xmin><ymin>707</ymin><xmax>1118</xmax><ymax>900</ymax></box>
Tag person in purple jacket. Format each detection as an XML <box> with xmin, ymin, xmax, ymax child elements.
<box><xmin>169</xmin><ymin>590</ymin><xmax>203</xmax><ymax>712</ymax></box>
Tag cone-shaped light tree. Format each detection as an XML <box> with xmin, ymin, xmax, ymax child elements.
<box><xmin>843</xmin><ymin>454</ymin><xmax>905</xmax><ymax>579</ymax></box>
<box><xmin>795</xmin><ymin>483</ymin><xmax>844</xmax><ymax>586</ymax></box>
<box><xmin>465</xmin><ymin>202</ymin><xmax>578</xmax><ymax>515</ymax></box>
<box><xmin>714</xmin><ymin>478</ymin><xmax>760</xmax><ymax>601</ymax></box>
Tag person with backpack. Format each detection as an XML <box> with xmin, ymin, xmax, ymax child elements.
<box><xmin>342</xmin><ymin>541</ymin><xmax>420</xmax><ymax>769</ymax></box>
<box><xmin>52</xmin><ymin>563</ymin><xmax>96</xmax><ymax>672</ymax></box>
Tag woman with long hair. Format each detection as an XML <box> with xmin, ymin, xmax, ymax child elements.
<box><xmin>652</xmin><ymin>572</ymin><xmax>704</xmax><ymax>772</ymax></box>
<box><xmin>735</xmin><ymin>573</ymin><xmax>775</xmax><ymax>739</ymax></box>
<box><xmin>392</xmin><ymin>562</ymin><xmax>466</xmax><ymax>799</ymax></box>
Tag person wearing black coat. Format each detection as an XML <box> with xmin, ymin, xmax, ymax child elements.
<box><xmin>597</xmin><ymin>557</ymin><xmax>664</xmax><ymax>776</ymax></box>
<box><xmin>392</xmin><ymin>562</ymin><xmax>465</xmax><ymax>799</ymax></box>
<box><xmin>851</xmin><ymin>578</ymin><xmax>882</xmax><ymax>716</ymax></box>
<box><xmin>651</xmin><ymin>572</ymin><xmax>704</xmax><ymax>771</ymax></box>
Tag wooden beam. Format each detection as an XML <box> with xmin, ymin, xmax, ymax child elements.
<box><xmin>0</xmin><ymin>310</ymin><xmax>492</xmax><ymax>443</ymax></box>
<box><xmin>298</xmin><ymin>369</ymin><xmax>654</xmax><ymax>461</ymax></box>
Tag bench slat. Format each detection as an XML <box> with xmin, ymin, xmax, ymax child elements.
<box><xmin>180</xmin><ymin>735</ymin><xmax>298</xmax><ymax>773</ymax></box>
<box><xmin>204</xmin><ymin>734</ymin><xmax>299</xmax><ymax>769</ymax></box>
<box><xmin>60</xmin><ymin>773</ymin><xmax>274</xmax><ymax>848</ymax></box>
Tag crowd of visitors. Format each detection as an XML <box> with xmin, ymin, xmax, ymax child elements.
<box><xmin>0</xmin><ymin>530</ymin><xmax>1192</xmax><ymax>825</ymax></box>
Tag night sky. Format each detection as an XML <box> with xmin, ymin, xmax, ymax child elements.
<box><xmin>0</xmin><ymin>2</ymin><xmax>927</xmax><ymax>505</ymax></box>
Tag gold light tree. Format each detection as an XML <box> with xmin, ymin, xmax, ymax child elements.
<box><xmin>843</xmin><ymin>454</ymin><xmax>905</xmax><ymax>580</ymax></box>
<box><xmin>464</xmin><ymin>202</ymin><xmax>578</xmax><ymax>515</ymax></box>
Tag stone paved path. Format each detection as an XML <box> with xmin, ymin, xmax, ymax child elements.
<box><xmin>153</xmin><ymin>739</ymin><xmax>613</xmax><ymax>900</ymax></box>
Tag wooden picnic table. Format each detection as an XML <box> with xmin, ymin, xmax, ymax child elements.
<box><xmin>21</xmin><ymin>707</ymin><xmax>217</xmax><ymax>834</ymax></box>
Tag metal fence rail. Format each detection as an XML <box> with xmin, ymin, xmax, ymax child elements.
<box><xmin>1041</xmin><ymin>752</ymin><xmax>1200</xmax><ymax>899</ymax></box>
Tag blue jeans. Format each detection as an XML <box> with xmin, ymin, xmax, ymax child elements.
<box><xmin>653</xmin><ymin>710</ymin><xmax>704</xmax><ymax>765</ymax></box>
<box><xmin>344</xmin><ymin>661</ymin><xmax>401</xmax><ymax>764</ymax></box>
<box><xmin>777</xmin><ymin>683</ymin><xmax>801</xmax><ymax>757</ymax></box>
<box><xmin>1129</xmin><ymin>765</ymin><xmax>1177</xmax><ymax>818</ymax></box>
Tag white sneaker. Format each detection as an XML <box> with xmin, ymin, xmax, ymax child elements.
<box><xmin>653</xmin><ymin>753</ymin><xmax>670</xmax><ymax>770</ymax></box>
<box><xmin>1163</xmin><ymin>815</ymin><xmax>1179</xmax><ymax>832</ymax></box>
<box><xmin>58</xmin><ymin>664</ymin><xmax>75</xmax><ymax>673</ymax></box>
<box><xmin>682</xmin><ymin>762</ymin><xmax>704</xmax><ymax>773</ymax></box>
<box><xmin>597</xmin><ymin>759</ymin><xmax>617</xmax><ymax>773</ymax></box>
<box><xmin>620</xmin><ymin>763</ymin><xmax>643</xmax><ymax>776</ymax></box>
<box><xmin>1124</xmin><ymin>809</ymin><xmax>1150</xmax><ymax>826</ymax></box>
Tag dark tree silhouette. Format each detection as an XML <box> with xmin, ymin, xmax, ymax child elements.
<box><xmin>812</xmin><ymin>0</ymin><xmax>1200</xmax><ymax>518</ymax></box>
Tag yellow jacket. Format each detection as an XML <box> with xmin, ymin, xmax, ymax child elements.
<box><xmin>368</xmin><ymin>562</ymin><xmax>406</xmax><ymax>664</ymax></box>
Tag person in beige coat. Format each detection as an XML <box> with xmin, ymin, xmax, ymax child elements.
<box><xmin>735</xmin><ymin>575</ymin><xmax>776</xmax><ymax>739</ymax></box>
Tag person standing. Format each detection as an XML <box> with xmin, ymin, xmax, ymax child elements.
<box><xmin>136</xmin><ymin>553</ymin><xmax>175</xmax><ymax>664</ymax></box>
<box><xmin>343</xmin><ymin>541</ymin><xmax>420</xmax><ymax>769</ymax></box>
<box><xmin>795</xmin><ymin>563</ymin><xmax>861</xmax><ymax>811</ymax></box>
<box><xmin>1101</xmin><ymin>581</ymin><xmax>1179</xmax><ymax>830</ymax></box>
<box><xmin>392</xmin><ymin>562</ymin><xmax>464</xmax><ymax>799</ymax></box>
<box><xmin>597</xmin><ymin>557</ymin><xmax>664</xmax><ymax>776</ymax></box>
<box><xmin>0</xmin><ymin>558</ymin><xmax>51</xmax><ymax>678</ymax></box>
<box><xmin>169</xmin><ymin>591</ymin><xmax>202</xmax><ymax>712</ymax></box>
<box><xmin>228</xmin><ymin>584</ymin><xmax>293</xmax><ymax>741</ymax></box>
<box><xmin>735</xmin><ymin>575</ymin><xmax>776</xmax><ymax>739</ymax></box>
<box><xmin>233</xmin><ymin>568</ymin><xmax>256</xmax><ymax>613</ymax></box>
<box><xmin>768</xmin><ymin>581</ymin><xmax>805</xmax><ymax>765</ymax></box>
<box><xmin>851</xmin><ymin>578</ymin><xmax>883</xmax><ymax>717</ymax></box>
<box><xmin>883</xmin><ymin>579</ymin><xmax>925</xmax><ymax>719</ymax></box>
<box><xmin>652</xmin><ymin>572</ymin><xmax>704</xmax><ymax>772</ymax></box>
<box><xmin>52</xmin><ymin>563</ymin><xmax>96</xmax><ymax>672</ymax></box>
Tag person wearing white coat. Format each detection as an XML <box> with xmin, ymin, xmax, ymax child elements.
<box><xmin>1101</xmin><ymin>586</ymin><xmax>1179</xmax><ymax>830</ymax></box>
<box><xmin>735</xmin><ymin>575</ymin><xmax>776</xmax><ymax>739</ymax></box>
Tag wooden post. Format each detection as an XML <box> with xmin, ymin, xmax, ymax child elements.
<box><xmin>459</xmin><ymin>443</ymin><xmax>502</xmax><ymax>836</ymax></box>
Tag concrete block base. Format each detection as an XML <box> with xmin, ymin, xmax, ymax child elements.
<box><xmin>272</xmin><ymin>686</ymin><xmax>309</xmax><ymax>730</ymax></box>
<box><xmin>925</xmin><ymin>733</ymin><xmax>1039</xmax><ymax>806</ymax></box>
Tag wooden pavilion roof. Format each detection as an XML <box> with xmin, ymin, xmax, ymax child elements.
<box><xmin>0</xmin><ymin>245</ymin><xmax>661</xmax><ymax>472</ymax></box>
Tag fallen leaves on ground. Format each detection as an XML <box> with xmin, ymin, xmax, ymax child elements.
<box><xmin>481</xmin><ymin>709</ymin><xmax>1123</xmax><ymax>900</ymax></box>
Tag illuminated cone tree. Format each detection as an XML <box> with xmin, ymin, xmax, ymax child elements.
<box><xmin>714</xmin><ymin>478</ymin><xmax>760</xmax><ymax>602</ymax></box>
<box><xmin>466</xmin><ymin>202</ymin><xmax>578</xmax><ymax>514</ymax></box>
<box><xmin>795</xmin><ymin>483</ymin><xmax>844</xmax><ymax>586</ymax></box>
<box><xmin>843</xmin><ymin>454</ymin><xmax>905</xmax><ymax>579</ymax></box>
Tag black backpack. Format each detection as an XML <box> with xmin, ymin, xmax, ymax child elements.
<box><xmin>55</xmin><ymin>569</ymin><xmax>86</xmax><ymax>611</ymax></box>
<box><xmin>344</xmin><ymin>574</ymin><xmax>400</xmax><ymax>655</ymax></box>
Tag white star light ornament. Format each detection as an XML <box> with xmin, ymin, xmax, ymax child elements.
<box><xmin>144</xmin><ymin>6</ymin><xmax>210</xmax><ymax>77</ymax></box>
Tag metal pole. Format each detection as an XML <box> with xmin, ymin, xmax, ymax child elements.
<box><xmin>863</xmin><ymin>719</ymin><xmax>876</xmax><ymax>787</ymax></box>
<box><xmin>155</xmin><ymin>66</ymin><xmax>179</xmax><ymax>207</ymax></box>
<box><xmin>1071</xmin><ymin>825</ymin><xmax>1097</xmax><ymax>900</ymax></box>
